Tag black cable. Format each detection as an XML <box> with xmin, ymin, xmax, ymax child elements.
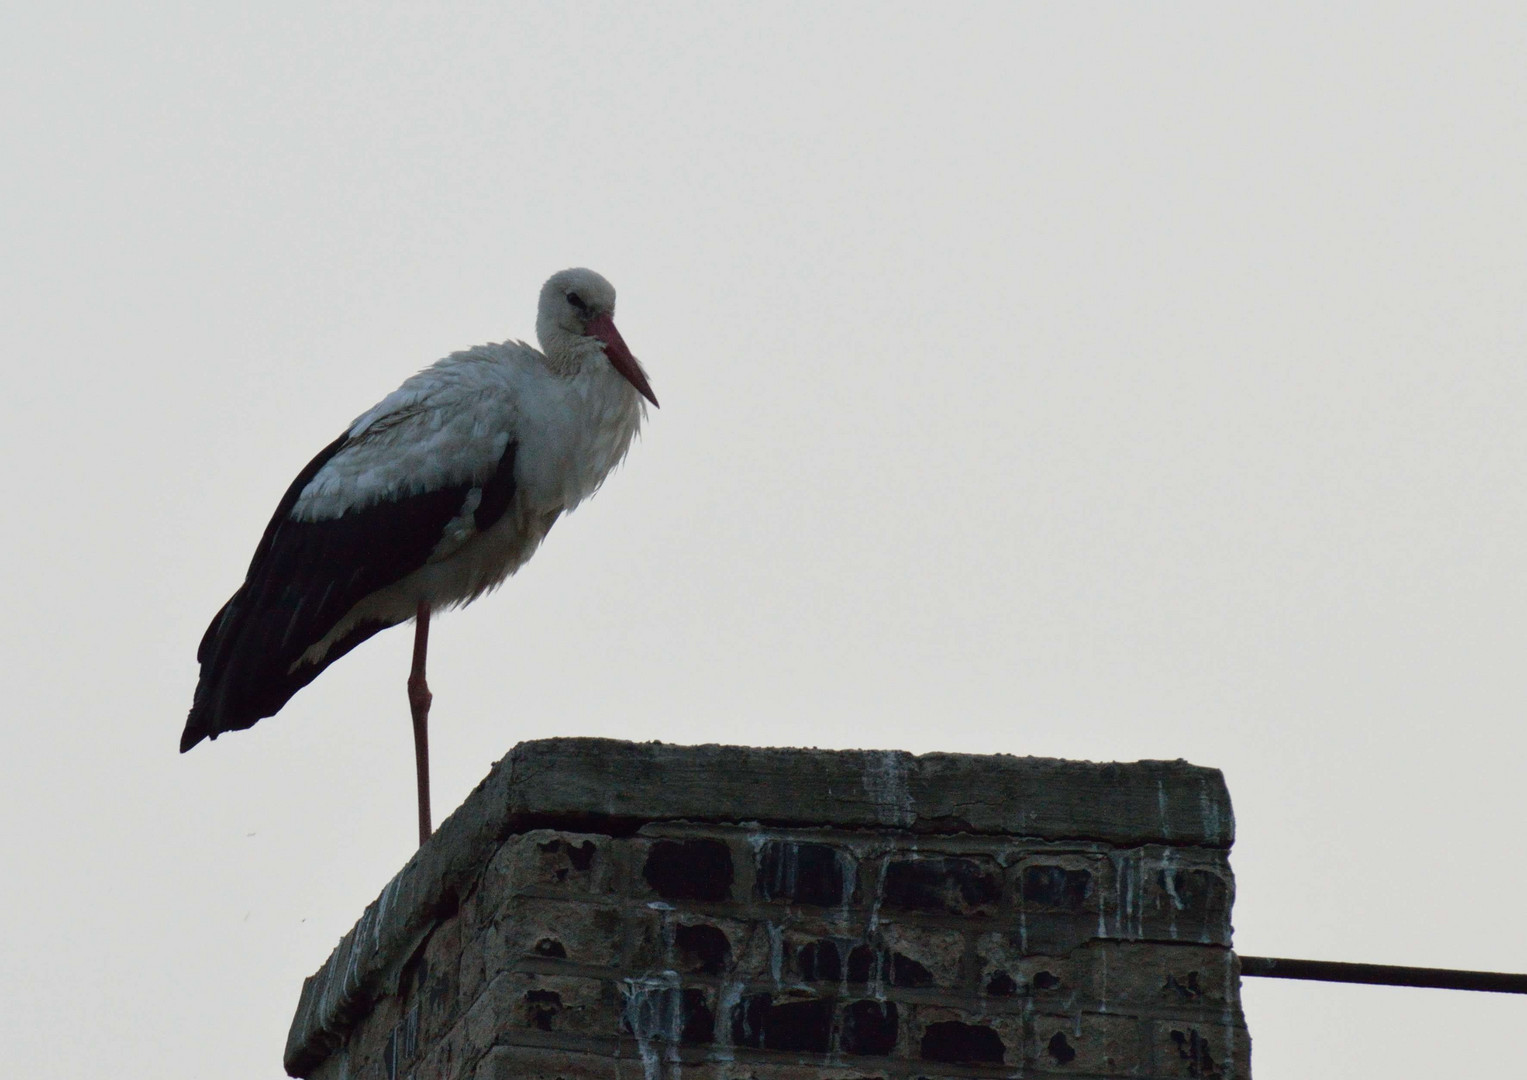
<box><xmin>1240</xmin><ymin>955</ymin><xmax>1527</xmax><ymax>995</ymax></box>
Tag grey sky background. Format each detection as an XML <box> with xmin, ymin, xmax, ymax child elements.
<box><xmin>3</xmin><ymin>3</ymin><xmax>1525</xmax><ymax>1076</ymax></box>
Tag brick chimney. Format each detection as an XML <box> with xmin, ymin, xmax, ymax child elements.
<box><xmin>285</xmin><ymin>738</ymin><xmax>1248</xmax><ymax>1079</ymax></box>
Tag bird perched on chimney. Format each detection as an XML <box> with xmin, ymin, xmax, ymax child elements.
<box><xmin>183</xmin><ymin>268</ymin><xmax>658</xmax><ymax>843</ymax></box>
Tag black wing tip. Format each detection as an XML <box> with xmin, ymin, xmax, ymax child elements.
<box><xmin>180</xmin><ymin>711</ymin><xmax>211</xmax><ymax>753</ymax></box>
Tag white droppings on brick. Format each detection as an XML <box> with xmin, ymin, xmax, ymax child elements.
<box><xmin>714</xmin><ymin>976</ymin><xmax>744</xmax><ymax>1061</ymax></box>
<box><xmin>1198</xmin><ymin>777</ymin><xmax>1224</xmax><ymax>845</ymax></box>
<box><xmin>375</xmin><ymin>875</ymin><xmax>401</xmax><ymax>953</ymax></box>
<box><xmin>837</xmin><ymin>848</ymin><xmax>858</xmax><ymax>915</ymax></box>
<box><xmin>1223</xmin><ymin>947</ymin><xmax>1238</xmax><ymax>1024</ymax></box>
<box><xmin>1157</xmin><ymin>780</ymin><xmax>1172</xmax><ymax>841</ymax></box>
<box><xmin>867</xmin><ymin>943</ymin><xmax>887</xmax><ymax>1003</ymax></box>
<box><xmin>621</xmin><ymin>971</ymin><xmax>683</xmax><ymax>1080</ymax></box>
<box><xmin>1110</xmin><ymin>851</ymin><xmax>1143</xmax><ymax>940</ymax></box>
<box><xmin>766</xmin><ymin>921</ymin><xmax>784</xmax><ymax>987</ymax></box>
<box><xmin>861</xmin><ymin>750</ymin><xmax>915</xmax><ymax>828</ymax></box>
<box><xmin>1160</xmin><ymin>849</ymin><xmax>1182</xmax><ymax>941</ymax></box>
<box><xmin>778</xmin><ymin>843</ymin><xmax>800</xmax><ymax>900</ymax></box>
<box><xmin>865</xmin><ymin>853</ymin><xmax>891</xmax><ymax>933</ymax></box>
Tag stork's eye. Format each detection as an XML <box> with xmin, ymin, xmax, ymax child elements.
<box><xmin>566</xmin><ymin>292</ymin><xmax>588</xmax><ymax>311</ymax></box>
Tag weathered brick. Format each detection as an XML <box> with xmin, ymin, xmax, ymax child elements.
<box><xmin>877</xmin><ymin>923</ymin><xmax>966</xmax><ymax>989</ymax></box>
<box><xmin>755</xmin><ymin>840</ymin><xmax>853</xmax><ymax>907</ymax></box>
<box><xmin>794</xmin><ymin>938</ymin><xmax>843</xmax><ymax>983</ymax></box>
<box><xmin>984</xmin><ymin>969</ymin><xmax>1019</xmax><ymax>997</ymax></box>
<box><xmin>881</xmin><ymin>856</ymin><xmax>1002</xmax><ymax>917</ymax></box>
<box><xmin>458</xmin><ymin>927</ymin><xmax>488</xmax><ymax>1007</ymax></box>
<box><xmin>680</xmin><ymin>1065</ymin><xmax>890</xmax><ymax>1080</ymax></box>
<box><xmin>491</xmin><ymin>896</ymin><xmax>622</xmax><ymax>969</ymax></box>
<box><xmin>910</xmin><ymin>1007</ymin><xmax>1024</xmax><ymax>1067</ymax></box>
<box><xmin>731</xmin><ymin>992</ymin><xmax>834</xmax><ymax>1054</ymax></box>
<box><xmin>412</xmin><ymin>931</ymin><xmax>467</xmax><ymax>1047</ymax></box>
<box><xmin>623</xmin><ymin>909</ymin><xmax>754</xmax><ymax>974</ymax></box>
<box><xmin>349</xmin><ymin>992</ymin><xmax>401</xmax><ymax>1075</ymax></box>
<box><xmin>977</xmin><ymin>931</ymin><xmax>1088</xmax><ymax>1000</ymax></box>
<box><xmin>1152</xmin><ymin>1020</ymin><xmax>1251</xmax><ymax>1079</ymax></box>
<box><xmin>382</xmin><ymin>1002</ymin><xmax>421</xmax><ymax>1080</ymax></box>
<box><xmin>1102</xmin><ymin>848</ymin><xmax>1233</xmax><ymax>947</ymax></box>
<box><xmin>841</xmin><ymin>999</ymin><xmax>900</xmax><ymax>1056</ymax></box>
<box><xmin>1021</xmin><ymin>864</ymin><xmax>1096</xmax><ymax>911</ymax></box>
<box><xmin>481</xmin><ymin>831</ymin><xmax>611</xmax><ymax>907</ymax></box>
<box><xmin>715</xmin><ymin>918</ymin><xmax>786</xmax><ymax>983</ymax></box>
<box><xmin>287</xmin><ymin>741</ymin><xmax>1247</xmax><ymax>1080</ymax></box>
<box><xmin>621</xmin><ymin>976</ymin><xmax>715</xmax><ymax>1046</ymax></box>
<box><xmin>1027</xmin><ymin>1013</ymin><xmax>1147</xmax><ymax>1075</ymax></box>
<box><xmin>472</xmin><ymin>1045</ymin><xmax>622</xmax><ymax>1080</ymax></box>
<box><xmin>640</xmin><ymin>838</ymin><xmax>735</xmax><ymax>903</ymax></box>
<box><xmin>919</xmin><ymin>1019</ymin><xmax>1008</xmax><ymax>1066</ymax></box>
<box><xmin>1147</xmin><ymin>865</ymin><xmax>1233</xmax><ymax>946</ymax></box>
<box><xmin>673</xmin><ymin>921</ymin><xmax>733</xmax><ymax>975</ymax></box>
<box><xmin>461</xmin><ymin>973</ymin><xmax>507</xmax><ymax>1057</ymax></box>
<box><xmin>413</xmin><ymin>1012</ymin><xmax>476</xmax><ymax>1080</ymax></box>
<box><xmin>498</xmin><ymin>973</ymin><xmax>613</xmax><ymax>1037</ymax></box>
<box><xmin>1092</xmin><ymin>942</ymin><xmax>1241</xmax><ymax>1014</ymax></box>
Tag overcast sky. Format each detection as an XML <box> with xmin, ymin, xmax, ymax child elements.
<box><xmin>3</xmin><ymin>3</ymin><xmax>1525</xmax><ymax>1077</ymax></box>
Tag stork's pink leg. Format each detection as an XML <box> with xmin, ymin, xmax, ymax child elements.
<box><xmin>408</xmin><ymin>600</ymin><xmax>433</xmax><ymax>846</ymax></box>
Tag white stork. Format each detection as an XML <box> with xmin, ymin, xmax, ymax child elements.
<box><xmin>183</xmin><ymin>268</ymin><xmax>657</xmax><ymax>844</ymax></box>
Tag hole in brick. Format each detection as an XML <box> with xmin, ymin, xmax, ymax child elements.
<box><xmin>1170</xmin><ymin>1028</ymin><xmax>1219</xmax><ymax>1073</ymax></box>
<box><xmin>986</xmin><ymin>971</ymin><xmax>1018</xmax><ymax>996</ymax></box>
<box><xmin>889</xmin><ymin>952</ymin><xmax>933</xmax><ymax>988</ymax></box>
<box><xmin>920</xmin><ymin>1021</ymin><xmax>1005</xmax><ymax>1065</ymax></box>
<box><xmin>533</xmin><ymin>938</ymin><xmax>567</xmax><ymax>959</ymax></box>
<box><xmin>537</xmin><ymin>839</ymin><xmax>597</xmax><ymax>882</ymax></box>
<box><xmin>1047</xmin><ymin>1031</ymin><xmax>1077</xmax><ymax>1064</ymax></box>
<box><xmin>797</xmin><ymin>940</ymin><xmax>841</xmax><ymax>982</ymax></box>
<box><xmin>1033</xmin><ymin>970</ymin><xmax>1061</xmax><ymax>990</ymax></box>
<box><xmin>1161</xmin><ymin>870</ymin><xmax>1230</xmax><ymax>918</ymax></box>
<box><xmin>883</xmin><ymin>858</ymin><xmax>1001</xmax><ymax>916</ymax></box>
<box><xmin>622</xmin><ymin>983</ymin><xmax>714</xmax><ymax>1046</ymax></box>
<box><xmin>756</xmin><ymin>841</ymin><xmax>849</xmax><ymax>906</ymax></box>
<box><xmin>841</xmin><ymin>1000</ymin><xmax>898</xmax><ymax>1056</ymax></box>
<box><xmin>643</xmin><ymin>839</ymin><xmax>733</xmax><ymax>902</ymax></box>
<box><xmin>846</xmin><ymin>945</ymin><xmax>883</xmax><ymax>984</ymax></box>
<box><xmin>680</xmin><ymin>988</ymin><xmax>714</xmax><ymax>1045</ymax></box>
<box><xmin>730</xmin><ymin>994</ymin><xmax>832</xmax><ymax>1054</ymax></box>
<box><xmin>1021</xmin><ymin>865</ymin><xmax>1094</xmax><ymax>910</ymax></box>
<box><xmin>674</xmin><ymin>923</ymin><xmax>730</xmax><ymax>975</ymax></box>
<box><xmin>524</xmin><ymin>989</ymin><xmax>561</xmax><ymax>1031</ymax></box>
<box><xmin>1165</xmin><ymin>971</ymin><xmax>1203</xmax><ymax>1000</ymax></box>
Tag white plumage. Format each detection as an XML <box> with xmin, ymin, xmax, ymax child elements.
<box><xmin>292</xmin><ymin>335</ymin><xmax>646</xmax><ymax>665</ymax></box>
<box><xmin>184</xmin><ymin>268</ymin><xmax>657</xmax><ymax>840</ymax></box>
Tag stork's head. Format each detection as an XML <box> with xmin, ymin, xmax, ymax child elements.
<box><xmin>537</xmin><ymin>268</ymin><xmax>659</xmax><ymax>407</ymax></box>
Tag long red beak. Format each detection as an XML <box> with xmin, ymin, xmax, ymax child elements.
<box><xmin>587</xmin><ymin>313</ymin><xmax>659</xmax><ymax>407</ymax></box>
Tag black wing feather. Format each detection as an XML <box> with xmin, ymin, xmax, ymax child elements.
<box><xmin>182</xmin><ymin>433</ymin><xmax>518</xmax><ymax>752</ymax></box>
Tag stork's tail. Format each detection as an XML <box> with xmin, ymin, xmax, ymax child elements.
<box><xmin>180</xmin><ymin>700</ymin><xmax>215</xmax><ymax>753</ymax></box>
